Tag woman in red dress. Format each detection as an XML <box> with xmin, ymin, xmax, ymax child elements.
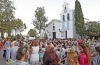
<box><xmin>0</xmin><ymin>40</ymin><xmax>2</xmax><ymax>51</ymax></box>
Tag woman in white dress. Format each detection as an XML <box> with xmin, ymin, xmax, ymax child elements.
<box><xmin>29</xmin><ymin>40</ymin><xmax>39</xmax><ymax>65</ymax></box>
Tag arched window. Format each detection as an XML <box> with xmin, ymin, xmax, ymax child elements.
<box><xmin>53</xmin><ymin>23</ymin><xmax>54</xmax><ymax>25</ymax></box>
<box><xmin>65</xmin><ymin>7</ymin><xmax>66</xmax><ymax>9</ymax></box>
<box><xmin>53</xmin><ymin>26</ymin><xmax>55</xmax><ymax>30</ymax></box>
<box><xmin>64</xmin><ymin>7</ymin><xmax>67</xmax><ymax>13</ymax></box>
<box><xmin>67</xmin><ymin>13</ymin><xmax>70</xmax><ymax>21</ymax></box>
<box><xmin>63</xmin><ymin>15</ymin><xmax>65</xmax><ymax>22</ymax></box>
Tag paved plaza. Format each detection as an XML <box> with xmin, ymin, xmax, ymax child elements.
<box><xmin>0</xmin><ymin>50</ymin><xmax>6</xmax><ymax>65</ymax></box>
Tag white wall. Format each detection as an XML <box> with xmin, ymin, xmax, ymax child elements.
<box><xmin>67</xmin><ymin>30</ymin><xmax>73</xmax><ymax>38</ymax></box>
<box><xmin>60</xmin><ymin>8</ymin><xmax>74</xmax><ymax>30</ymax></box>
<box><xmin>45</xmin><ymin>20</ymin><xmax>62</xmax><ymax>39</ymax></box>
<box><xmin>60</xmin><ymin>2</ymin><xmax>77</xmax><ymax>38</ymax></box>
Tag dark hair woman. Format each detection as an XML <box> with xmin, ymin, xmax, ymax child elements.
<box><xmin>79</xmin><ymin>43</ymin><xmax>91</xmax><ymax>65</ymax></box>
<box><xmin>13</xmin><ymin>47</ymin><xmax>29</xmax><ymax>65</ymax></box>
<box><xmin>43</xmin><ymin>46</ymin><xmax>60</xmax><ymax>65</ymax></box>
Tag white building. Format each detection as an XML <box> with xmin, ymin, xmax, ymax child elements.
<box><xmin>60</xmin><ymin>2</ymin><xmax>77</xmax><ymax>38</ymax></box>
<box><xmin>46</xmin><ymin>1</ymin><xmax>77</xmax><ymax>39</ymax></box>
<box><xmin>45</xmin><ymin>19</ymin><xmax>62</xmax><ymax>39</ymax></box>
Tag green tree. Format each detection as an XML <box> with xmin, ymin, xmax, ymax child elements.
<box><xmin>12</xmin><ymin>18</ymin><xmax>27</xmax><ymax>32</ymax></box>
<box><xmin>9</xmin><ymin>35</ymin><xmax>15</xmax><ymax>40</ymax></box>
<box><xmin>10</xmin><ymin>18</ymin><xmax>27</xmax><ymax>40</ymax></box>
<box><xmin>28</xmin><ymin>29</ymin><xmax>38</xmax><ymax>38</ymax></box>
<box><xmin>32</xmin><ymin>7</ymin><xmax>48</xmax><ymax>33</ymax></box>
<box><xmin>75</xmin><ymin>0</ymin><xmax>85</xmax><ymax>37</ymax></box>
<box><xmin>0</xmin><ymin>0</ymin><xmax>15</xmax><ymax>38</ymax></box>
<box><xmin>86</xmin><ymin>23</ymin><xmax>100</xmax><ymax>37</ymax></box>
<box><xmin>16</xmin><ymin>34</ymin><xmax>20</xmax><ymax>39</ymax></box>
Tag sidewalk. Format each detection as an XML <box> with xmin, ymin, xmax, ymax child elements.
<box><xmin>0</xmin><ymin>50</ymin><xmax>6</xmax><ymax>65</ymax></box>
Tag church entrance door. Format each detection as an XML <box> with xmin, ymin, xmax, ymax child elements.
<box><xmin>65</xmin><ymin>31</ymin><xmax>67</xmax><ymax>38</ymax></box>
<box><xmin>52</xmin><ymin>32</ymin><xmax>56</xmax><ymax>39</ymax></box>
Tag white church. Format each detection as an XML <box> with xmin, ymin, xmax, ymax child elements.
<box><xmin>45</xmin><ymin>1</ymin><xmax>77</xmax><ymax>39</ymax></box>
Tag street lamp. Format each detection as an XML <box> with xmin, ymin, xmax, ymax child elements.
<box><xmin>15</xmin><ymin>26</ymin><xmax>17</xmax><ymax>39</ymax></box>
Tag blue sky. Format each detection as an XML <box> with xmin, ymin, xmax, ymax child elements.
<box><xmin>12</xmin><ymin>0</ymin><xmax>100</xmax><ymax>35</ymax></box>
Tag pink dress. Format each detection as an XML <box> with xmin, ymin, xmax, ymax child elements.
<box><xmin>79</xmin><ymin>53</ymin><xmax>88</xmax><ymax>65</ymax></box>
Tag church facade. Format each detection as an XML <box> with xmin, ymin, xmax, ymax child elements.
<box><xmin>45</xmin><ymin>2</ymin><xmax>77</xmax><ymax>39</ymax></box>
<box><xmin>45</xmin><ymin>19</ymin><xmax>62</xmax><ymax>39</ymax></box>
<box><xmin>60</xmin><ymin>2</ymin><xmax>77</xmax><ymax>38</ymax></box>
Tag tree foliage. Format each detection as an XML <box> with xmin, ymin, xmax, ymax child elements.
<box><xmin>0</xmin><ymin>0</ymin><xmax>15</xmax><ymax>38</ymax></box>
<box><xmin>75</xmin><ymin>0</ymin><xmax>85</xmax><ymax>36</ymax></box>
<box><xmin>28</xmin><ymin>29</ymin><xmax>38</xmax><ymax>38</ymax></box>
<box><xmin>85</xmin><ymin>23</ymin><xmax>100</xmax><ymax>37</ymax></box>
<box><xmin>0</xmin><ymin>0</ymin><xmax>27</xmax><ymax>38</ymax></box>
<box><xmin>12</xmin><ymin>18</ymin><xmax>27</xmax><ymax>32</ymax></box>
<box><xmin>32</xmin><ymin>7</ymin><xmax>48</xmax><ymax>33</ymax></box>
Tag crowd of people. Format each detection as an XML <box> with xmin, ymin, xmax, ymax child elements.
<box><xmin>0</xmin><ymin>36</ymin><xmax>100</xmax><ymax>65</ymax></box>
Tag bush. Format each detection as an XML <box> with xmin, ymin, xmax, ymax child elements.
<box><xmin>6</xmin><ymin>59</ymin><xmax>14</xmax><ymax>65</ymax></box>
<box><xmin>8</xmin><ymin>35</ymin><xmax>15</xmax><ymax>40</ymax></box>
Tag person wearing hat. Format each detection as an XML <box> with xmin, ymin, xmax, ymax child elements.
<box><xmin>5</xmin><ymin>37</ymin><xmax>11</xmax><ymax>61</ymax></box>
